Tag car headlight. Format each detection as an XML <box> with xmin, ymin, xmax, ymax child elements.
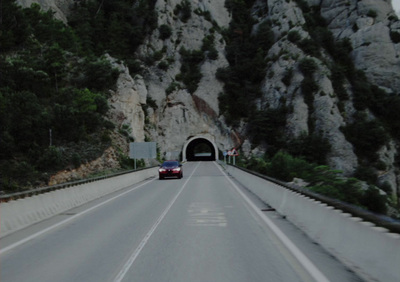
<box><xmin>159</xmin><ymin>168</ymin><xmax>166</xmax><ymax>172</ymax></box>
<box><xmin>172</xmin><ymin>168</ymin><xmax>181</xmax><ymax>172</ymax></box>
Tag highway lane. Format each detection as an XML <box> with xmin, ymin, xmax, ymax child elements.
<box><xmin>0</xmin><ymin>162</ymin><xmax>362</xmax><ymax>282</ymax></box>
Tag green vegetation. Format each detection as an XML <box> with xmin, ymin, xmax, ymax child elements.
<box><xmin>390</xmin><ymin>31</ymin><xmax>400</xmax><ymax>44</ymax></box>
<box><xmin>342</xmin><ymin>113</ymin><xmax>388</xmax><ymax>163</ymax></box>
<box><xmin>176</xmin><ymin>48</ymin><xmax>204</xmax><ymax>94</ymax></box>
<box><xmin>174</xmin><ymin>33</ymin><xmax>219</xmax><ymax>94</ymax></box>
<box><xmin>217</xmin><ymin>0</ymin><xmax>274</xmax><ymax>126</ymax></box>
<box><xmin>223</xmin><ymin>0</ymin><xmax>397</xmax><ymax>215</ymax></box>
<box><xmin>202</xmin><ymin>34</ymin><xmax>219</xmax><ymax>60</ymax></box>
<box><xmin>68</xmin><ymin>0</ymin><xmax>157</xmax><ymax>59</ymax></box>
<box><xmin>174</xmin><ymin>0</ymin><xmax>192</xmax><ymax>23</ymax></box>
<box><xmin>294</xmin><ymin>1</ymin><xmax>400</xmax><ymax>189</ymax></box>
<box><xmin>0</xmin><ymin>0</ymin><xmax>157</xmax><ymax>191</ymax></box>
<box><xmin>299</xmin><ymin>58</ymin><xmax>319</xmax><ymax>125</ymax></box>
<box><xmin>239</xmin><ymin>151</ymin><xmax>389</xmax><ymax>215</ymax></box>
<box><xmin>218</xmin><ymin>0</ymin><xmax>331</xmax><ymax>162</ymax></box>
<box><xmin>247</xmin><ymin>108</ymin><xmax>288</xmax><ymax>155</ymax></box>
<box><xmin>159</xmin><ymin>24</ymin><xmax>172</xmax><ymax>40</ymax></box>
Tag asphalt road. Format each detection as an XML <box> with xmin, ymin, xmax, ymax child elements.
<box><xmin>0</xmin><ymin>162</ymin><xmax>363</xmax><ymax>282</ymax></box>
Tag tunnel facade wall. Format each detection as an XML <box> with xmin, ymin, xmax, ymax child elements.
<box><xmin>182</xmin><ymin>136</ymin><xmax>218</xmax><ymax>161</ymax></box>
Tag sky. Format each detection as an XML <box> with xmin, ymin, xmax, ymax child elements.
<box><xmin>393</xmin><ymin>0</ymin><xmax>400</xmax><ymax>16</ymax></box>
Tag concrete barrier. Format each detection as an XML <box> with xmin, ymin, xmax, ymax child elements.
<box><xmin>0</xmin><ymin>167</ymin><xmax>157</xmax><ymax>238</ymax></box>
<box><xmin>225</xmin><ymin>165</ymin><xmax>400</xmax><ymax>282</ymax></box>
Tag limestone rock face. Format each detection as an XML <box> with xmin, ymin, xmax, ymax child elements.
<box><xmin>107</xmin><ymin>55</ymin><xmax>147</xmax><ymax>143</ymax></box>
<box><xmin>16</xmin><ymin>0</ymin><xmax>72</xmax><ymax>23</ymax></box>
<box><xmin>256</xmin><ymin>0</ymin><xmax>399</xmax><ymax>193</ymax></box>
<box><xmin>132</xmin><ymin>0</ymin><xmax>236</xmax><ymax>157</ymax></box>
<box><xmin>320</xmin><ymin>0</ymin><xmax>400</xmax><ymax>91</ymax></box>
<box><xmin>17</xmin><ymin>0</ymin><xmax>400</xmax><ymax>197</ymax></box>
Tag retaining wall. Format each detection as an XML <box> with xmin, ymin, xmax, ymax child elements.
<box><xmin>225</xmin><ymin>165</ymin><xmax>400</xmax><ymax>282</ymax></box>
<box><xmin>0</xmin><ymin>168</ymin><xmax>157</xmax><ymax>238</ymax></box>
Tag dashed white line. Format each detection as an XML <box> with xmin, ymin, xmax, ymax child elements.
<box><xmin>113</xmin><ymin>162</ymin><xmax>201</xmax><ymax>282</ymax></box>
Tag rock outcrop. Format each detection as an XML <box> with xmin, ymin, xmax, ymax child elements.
<box><xmin>17</xmin><ymin>0</ymin><xmax>400</xmax><ymax>199</ymax></box>
<box><xmin>17</xmin><ymin>0</ymin><xmax>72</xmax><ymax>23</ymax></box>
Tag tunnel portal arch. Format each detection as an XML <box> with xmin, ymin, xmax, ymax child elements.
<box><xmin>183</xmin><ymin>136</ymin><xmax>218</xmax><ymax>161</ymax></box>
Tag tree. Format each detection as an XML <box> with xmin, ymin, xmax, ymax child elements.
<box><xmin>159</xmin><ymin>24</ymin><xmax>172</xmax><ymax>40</ymax></box>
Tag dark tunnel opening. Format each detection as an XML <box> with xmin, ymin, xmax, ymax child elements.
<box><xmin>186</xmin><ymin>138</ymin><xmax>216</xmax><ymax>161</ymax></box>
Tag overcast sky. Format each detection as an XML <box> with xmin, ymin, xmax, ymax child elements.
<box><xmin>393</xmin><ymin>0</ymin><xmax>400</xmax><ymax>15</ymax></box>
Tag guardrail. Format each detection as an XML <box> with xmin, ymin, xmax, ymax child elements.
<box><xmin>0</xmin><ymin>166</ymin><xmax>158</xmax><ymax>238</ymax></box>
<box><xmin>228</xmin><ymin>164</ymin><xmax>400</xmax><ymax>234</ymax></box>
<box><xmin>0</xmin><ymin>166</ymin><xmax>157</xmax><ymax>203</ymax></box>
<box><xmin>223</xmin><ymin>163</ymin><xmax>400</xmax><ymax>282</ymax></box>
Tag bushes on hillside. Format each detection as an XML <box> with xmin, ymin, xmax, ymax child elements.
<box><xmin>342</xmin><ymin>113</ymin><xmax>389</xmax><ymax>163</ymax></box>
<box><xmin>240</xmin><ymin>151</ymin><xmax>390</xmax><ymax>215</ymax></box>
<box><xmin>1</xmin><ymin>1</ymin><xmax>131</xmax><ymax>191</ymax></box>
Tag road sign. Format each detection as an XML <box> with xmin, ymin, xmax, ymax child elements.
<box><xmin>129</xmin><ymin>142</ymin><xmax>157</xmax><ymax>159</ymax></box>
<box><xmin>231</xmin><ymin>148</ymin><xmax>239</xmax><ymax>156</ymax></box>
<box><xmin>129</xmin><ymin>142</ymin><xmax>157</xmax><ymax>170</ymax></box>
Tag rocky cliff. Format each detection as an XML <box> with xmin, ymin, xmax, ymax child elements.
<box><xmin>17</xmin><ymin>0</ymin><xmax>400</xmax><ymax>200</ymax></box>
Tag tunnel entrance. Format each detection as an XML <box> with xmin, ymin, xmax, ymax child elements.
<box><xmin>183</xmin><ymin>137</ymin><xmax>218</xmax><ymax>161</ymax></box>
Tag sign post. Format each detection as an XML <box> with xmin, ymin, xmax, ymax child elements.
<box><xmin>223</xmin><ymin>151</ymin><xmax>228</xmax><ymax>163</ymax></box>
<box><xmin>230</xmin><ymin>148</ymin><xmax>239</xmax><ymax>166</ymax></box>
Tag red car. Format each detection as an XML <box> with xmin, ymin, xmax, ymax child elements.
<box><xmin>158</xmin><ymin>161</ymin><xmax>183</xmax><ymax>179</ymax></box>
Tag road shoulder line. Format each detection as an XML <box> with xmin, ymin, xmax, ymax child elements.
<box><xmin>215</xmin><ymin>162</ymin><xmax>330</xmax><ymax>282</ymax></box>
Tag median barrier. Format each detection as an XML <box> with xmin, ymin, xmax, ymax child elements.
<box><xmin>0</xmin><ymin>167</ymin><xmax>157</xmax><ymax>238</ymax></box>
<box><xmin>224</xmin><ymin>164</ymin><xmax>400</xmax><ymax>282</ymax></box>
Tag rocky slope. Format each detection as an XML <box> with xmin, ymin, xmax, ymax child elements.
<box><xmin>17</xmin><ymin>0</ymin><xmax>400</xmax><ymax>201</ymax></box>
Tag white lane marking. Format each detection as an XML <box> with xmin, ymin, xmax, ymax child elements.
<box><xmin>187</xmin><ymin>202</ymin><xmax>227</xmax><ymax>227</ymax></box>
<box><xmin>0</xmin><ymin>178</ymin><xmax>156</xmax><ymax>255</ymax></box>
<box><xmin>215</xmin><ymin>162</ymin><xmax>330</xmax><ymax>282</ymax></box>
<box><xmin>113</xmin><ymin>162</ymin><xmax>201</xmax><ymax>282</ymax></box>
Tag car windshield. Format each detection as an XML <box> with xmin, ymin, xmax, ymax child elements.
<box><xmin>162</xmin><ymin>161</ymin><xmax>179</xmax><ymax>166</ymax></box>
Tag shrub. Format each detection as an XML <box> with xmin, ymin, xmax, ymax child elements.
<box><xmin>202</xmin><ymin>34</ymin><xmax>219</xmax><ymax>60</ymax></box>
<box><xmin>248</xmin><ymin>108</ymin><xmax>288</xmax><ymax>148</ymax></box>
<box><xmin>82</xmin><ymin>58</ymin><xmax>119</xmax><ymax>91</ymax></box>
<box><xmin>174</xmin><ymin>0</ymin><xmax>191</xmax><ymax>23</ymax></box>
<box><xmin>367</xmin><ymin>10</ymin><xmax>378</xmax><ymax>18</ymax></box>
<box><xmin>299</xmin><ymin>58</ymin><xmax>318</xmax><ymax>75</ymax></box>
<box><xmin>166</xmin><ymin>82</ymin><xmax>179</xmax><ymax>95</ymax></box>
<box><xmin>37</xmin><ymin>146</ymin><xmax>64</xmax><ymax>171</ymax></box>
<box><xmin>287</xmin><ymin>132</ymin><xmax>331</xmax><ymax>164</ymax></box>
<box><xmin>342</xmin><ymin>114</ymin><xmax>389</xmax><ymax>162</ymax></box>
<box><xmin>266</xmin><ymin>151</ymin><xmax>313</xmax><ymax>181</ymax></box>
<box><xmin>309</xmin><ymin>176</ymin><xmax>363</xmax><ymax>205</ymax></box>
<box><xmin>158</xmin><ymin>61</ymin><xmax>169</xmax><ymax>70</ymax></box>
<box><xmin>146</xmin><ymin>96</ymin><xmax>158</xmax><ymax>109</ymax></box>
<box><xmin>330</xmin><ymin>64</ymin><xmax>348</xmax><ymax>100</ymax></box>
<box><xmin>287</xmin><ymin>30</ymin><xmax>302</xmax><ymax>43</ymax></box>
<box><xmin>178</xmin><ymin>48</ymin><xmax>204</xmax><ymax>93</ymax></box>
<box><xmin>354</xmin><ymin>165</ymin><xmax>378</xmax><ymax>184</ymax></box>
<box><xmin>390</xmin><ymin>31</ymin><xmax>400</xmax><ymax>44</ymax></box>
<box><xmin>255</xmin><ymin>21</ymin><xmax>275</xmax><ymax>54</ymax></box>
<box><xmin>298</xmin><ymin>38</ymin><xmax>320</xmax><ymax>57</ymax></box>
<box><xmin>72</xmin><ymin>153</ymin><xmax>82</xmax><ymax>168</ymax></box>
<box><xmin>239</xmin><ymin>151</ymin><xmax>388</xmax><ymax>214</ymax></box>
<box><xmin>360</xmin><ymin>186</ymin><xmax>387</xmax><ymax>214</ymax></box>
<box><xmin>282</xmin><ymin>67</ymin><xmax>293</xmax><ymax>86</ymax></box>
<box><xmin>159</xmin><ymin>24</ymin><xmax>172</xmax><ymax>40</ymax></box>
<box><xmin>301</xmin><ymin>76</ymin><xmax>319</xmax><ymax>96</ymax></box>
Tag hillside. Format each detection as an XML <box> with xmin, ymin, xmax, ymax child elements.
<box><xmin>2</xmin><ymin>0</ymin><xmax>400</xmax><ymax>216</ymax></box>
